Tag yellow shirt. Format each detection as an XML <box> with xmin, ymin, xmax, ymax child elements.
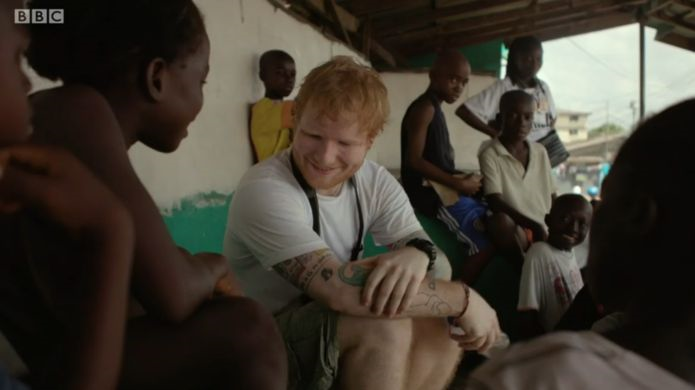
<box><xmin>250</xmin><ymin>97</ymin><xmax>293</xmax><ymax>162</ymax></box>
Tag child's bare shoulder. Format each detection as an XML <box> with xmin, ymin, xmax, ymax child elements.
<box><xmin>32</xmin><ymin>85</ymin><xmax>111</xmax><ymax>113</ymax></box>
<box><xmin>30</xmin><ymin>85</ymin><xmax>122</xmax><ymax>143</ymax></box>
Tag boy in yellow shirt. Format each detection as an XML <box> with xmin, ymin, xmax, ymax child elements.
<box><xmin>250</xmin><ymin>50</ymin><xmax>296</xmax><ymax>162</ymax></box>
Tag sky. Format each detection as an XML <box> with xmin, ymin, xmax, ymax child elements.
<box><xmin>535</xmin><ymin>24</ymin><xmax>695</xmax><ymax>130</ymax></box>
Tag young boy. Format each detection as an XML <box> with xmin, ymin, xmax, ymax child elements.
<box><xmin>517</xmin><ymin>194</ymin><xmax>592</xmax><ymax>339</ymax></box>
<box><xmin>401</xmin><ymin>49</ymin><xmax>491</xmax><ymax>282</ymax></box>
<box><xmin>250</xmin><ymin>49</ymin><xmax>296</xmax><ymax>162</ymax></box>
<box><xmin>479</xmin><ymin>90</ymin><xmax>556</xmax><ymax>265</ymax></box>
<box><xmin>0</xmin><ymin>4</ymin><xmax>134</xmax><ymax>389</ymax></box>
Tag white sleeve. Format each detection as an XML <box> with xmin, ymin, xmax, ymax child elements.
<box><xmin>518</xmin><ymin>245</ymin><xmax>548</xmax><ymax>311</ymax></box>
<box><xmin>367</xmin><ymin>168</ymin><xmax>423</xmax><ymax>246</ymax></box>
<box><xmin>479</xmin><ymin>146</ymin><xmax>502</xmax><ymax>196</ymax></box>
<box><xmin>228</xmin><ymin>179</ymin><xmax>328</xmax><ymax>269</ymax></box>
<box><xmin>464</xmin><ymin>80</ymin><xmax>506</xmax><ymax>124</ymax></box>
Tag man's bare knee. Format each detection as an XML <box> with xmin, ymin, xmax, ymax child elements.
<box><xmin>338</xmin><ymin>316</ymin><xmax>412</xmax><ymax>353</ymax></box>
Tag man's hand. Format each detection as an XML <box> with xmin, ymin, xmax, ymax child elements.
<box><xmin>362</xmin><ymin>247</ymin><xmax>429</xmax><ymax>317</ymax></box>
<box><xmin>450</xmin><ymin>288</ymin><xmax>501</xmax><ymax>353</ymax></box>
<box><xmin>454</xmin><ymin>173</ymin><xmax>483</xmax><ymax>196</ymax></box>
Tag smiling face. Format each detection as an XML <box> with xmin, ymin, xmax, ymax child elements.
<box><xmin>546</xmin><ymin>195</ymin><xmax>592</xmax><ymax>251</ymax></box>
<box><xmin>291</xmin><ymin>102</ymin><xmax>372</xmax><ymax>196</ymax></box>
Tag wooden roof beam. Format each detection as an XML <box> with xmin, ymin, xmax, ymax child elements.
<box><xmin>291</xmin><ymin>0</ymin><xmax>405</xmax><ymax>67</ymax></box>
<box><xmin>653</xmin><ymin>9</ymin><xmax>695</xmax><ymax>34</ymax></box>
<box><xmin>373</xmin><ymin>0</ymin><xmax>528</xmax><ymax>38</ymax></box>
<box><xmin>385</xmin><ymin>0</ymin><xmax>645</xmax><ymax>44</ymax></box>
<box><xmin>399</xmin><ymin>11</ymin><xmax>636</xmax><ymax>56</ymax></box>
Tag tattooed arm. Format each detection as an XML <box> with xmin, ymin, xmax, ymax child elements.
<box><xmin>273</xmin><ymin>248</ymin><xmax>462</xmax><ymax>318</ymax></box>
<box><xmin>273</xmin><ymin>248</ymin><xmax>501</xmax><ymax>350</ymax></box>
<box><xmin>386</xmin><ymin>230</ymin><xmax>451</xmax><ymax>280</ymax></box>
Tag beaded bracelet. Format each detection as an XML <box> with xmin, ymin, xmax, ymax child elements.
<box><xmin>447</xmin><ymin>282</ymin><xmax>470</xmax><ymax>325</ymax></box>
<box><xmin>457</xmin><ymin>282</ymin><xmax>471</xmax><ymax>318</ymax></box>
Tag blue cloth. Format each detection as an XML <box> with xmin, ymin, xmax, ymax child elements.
<box><xmin>0</xmin><ymin>366</ymin><xmax>29</xmax><ymax>390</ymax></box>
<box><xmin>437</xmin><ymin>196</ymin><xmax>490</xmax><ymax>255</ymax></box>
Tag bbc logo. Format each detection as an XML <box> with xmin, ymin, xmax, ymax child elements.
<box><xmin>14</xmin><ymin>8</ymin><xmax>64</xmax><ymax>24</ymax></box>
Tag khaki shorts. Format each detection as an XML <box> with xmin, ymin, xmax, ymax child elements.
<box><xmin>275</xmin><ymin>300</ymin><xmax>339</xmax><ymax>390</ymax></box>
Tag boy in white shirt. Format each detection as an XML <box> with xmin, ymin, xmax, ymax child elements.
<box><xmin>517</xmin><ymin>194</ymin><xmax>592</xmax><ymax>339</ymax></box>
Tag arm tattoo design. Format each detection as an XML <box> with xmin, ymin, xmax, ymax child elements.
<box><xmin>405</xmin><ymin>292</ymin><xmax>453</xmax><ymax>316</ymax></box>
<box><xmin>321</xmin><ymin>268</ymin><xmax>333</xmax><ymax>281</ymax></box>
<box><xmin>273</xmin><ymin>248</ymin><xmax>332</xmax><ymax>291</ymax></box>
<box><xmin>404</xmin><ymin>279</ymin><xmax>451</xmax><ymax>316</ymax></box>
<box><xmin>337</xmin><ymin>263</ymin><xmax>371</xmax><ymax>286</ymax></box>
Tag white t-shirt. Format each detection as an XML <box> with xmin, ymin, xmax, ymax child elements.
<box><xmin>518</xmin><ymin>241</ymin><xmax>584</xmax><ymax>331</ymax></box>
<box><xmin>468</xmin><ymin>331</ymin><xmax>695</xmax><ymax>390</ymax></box>
<box><xmin>464</xmin><ymin>76</ymin><xmax>556</xmax><ymax>141</ymax></box>
<box><xmin>479</xmin><ymin>139</ymin><xmax>555</xmax><ymax>227</ymax></box>
<box><xmin>223</xmin><ymin>149</ymin><xmax>423</xmax><ymax>313</ymax></box>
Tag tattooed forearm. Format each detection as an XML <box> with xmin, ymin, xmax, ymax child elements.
<box><xmin>273</xmin><ymin>248</ymin><xmax>333</xmax><ymax>291</ymax></box>
<box><xmin>405</xmin><ymin>292</ymin><xmax>453</xmax><ymax>316</ymax></box>
<box><xmin>321</xmin><ymin>268</ymin><xmax>333</xmax><ymax>281</ymax></box>
<box><xmin>338</xmin><ymin>263</ymin><xmax>372</xmax><ymax>286</ymax></box>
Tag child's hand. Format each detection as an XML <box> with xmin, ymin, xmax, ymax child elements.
<box><xmin>213</xmin><ymin>268</ymin><xmax>244</xmax><ymax>297</ymax></box>
<box><xmin>0</xmin><ymin>145</ymin><xmax>128</xmax><ymax>236</ymax></box>
<box><xmin>190</xmin><ymin>252</ymin><xmax>244</xmax><ymax>298</ymax></box>
<box><xmin>455</xmin><ymin>174</ymin><xmax>483</xmax><ymax>196</ymax></box>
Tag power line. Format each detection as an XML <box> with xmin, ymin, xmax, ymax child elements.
<box><xmin>567</xmin><ymin>39</ymin><xmax>635</xmax><ymax>82</ymax></box>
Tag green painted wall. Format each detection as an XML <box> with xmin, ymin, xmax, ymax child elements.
<box><xmin>162</xmin><ymin>192</ymin><xmax>232</xmax><ymax>254</ymax></box>
<box><xmin>407</xmin><ymin>40</ymin><xmax>505</xmax><ymax>75</ymax></box>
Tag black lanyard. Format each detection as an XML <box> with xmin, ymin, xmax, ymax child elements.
<box><xmin>290</xmin><ymin>156</ymin><xmax>364</xmax><ymax>261</ymax></box>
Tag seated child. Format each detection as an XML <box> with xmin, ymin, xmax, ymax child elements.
<box><xmin>517</xmin><ymin>194</ymin><xmax>592</xmax><ymax>339</ymax></box>
<box><xmin>1</xmin><ymin>1</ymin><xmax>287</xmax><ymax>388</ymax></box>
<box><xmin>467</xmin><ymin>98</ymin><xmax>695</xmax><ymax>390</ymax></box>
<box><xmin>479</xmin><ymin>90</ymin><xmax>556</xmax><ymax>265</ymax></box>
<box><xmin>0</xmin><ymin>5</ymin><xmax>133</xmax><ymax>389</ymax></box>
<box><xmin>250</xmin><ymin>49</ymin><xmax>296</xmax><ymax>162</ymax></box>
<box><xmin>400</xmin><ymin>49</ymin><xmax>491</xmax><ymax>282</ymax></box>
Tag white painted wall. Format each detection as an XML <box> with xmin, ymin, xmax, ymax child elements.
<box><xmin>25</xmin><ymin>0</ymin><xmax>499</xmax><ymax>208</ymax></box>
